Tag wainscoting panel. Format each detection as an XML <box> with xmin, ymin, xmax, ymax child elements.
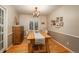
<box><xmin>8</xmin><ymin>33</ymin><xmax>12</xmax><ymax>48</ymax></box>
<box><xmin>48</xmin><ymin>31</ymin><xmax>79</xmax><ymax>52</ymax></box>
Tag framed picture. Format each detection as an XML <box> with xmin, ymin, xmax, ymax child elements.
<box><xmin>51</xmin><ymin>20</ymin><xmax>56</xmax><ymax>25</ymax></box>
<box><xmin>56</xmin><ymin>17</ymin><xmax>59</xmax><ymax>23</ymax></box>
<box><xmin>60</xmin><ymin>17</ymin><xmax>63</xmax><ymax>21</ymax></box>
<box><xmin>55</xmin><ymin>17</ymin><xmax>64</xmax><ymax>28</ymax></box>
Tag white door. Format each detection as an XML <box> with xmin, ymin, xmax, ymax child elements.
<box><xmin>0</xmin><ymin>6</ymin><xmax>7</xmax><ymax>52</ymax></box>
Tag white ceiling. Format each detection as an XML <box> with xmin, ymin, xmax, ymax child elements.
<box><xmin>12</xmin><ymin>5</ymin><xmax>61</xmax><ymax>15</ymax></box>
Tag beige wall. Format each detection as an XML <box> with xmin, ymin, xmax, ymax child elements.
<box><xmin>19</xmin><ymin>14</ymin><xmax>47</xmax><ymax>32</ymax></box>
<box><xmin>3</xmin><ymin>5</ymin><xmax>19</xmax><ymax>35</ymax></box>
<box><xmin>48</xmin><ymin>6</ymin><xmax>79</xmax><ymax>38</ymax></box>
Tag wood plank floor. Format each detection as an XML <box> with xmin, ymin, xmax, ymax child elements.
<box><xmin>48</xmin><ymin>38</ymin><xmax>70</xmax><ymax>53</ymax></box>
<box><xmin>6</xmin><ymin>38</ymin><xmax>29</xmax><ymax>53</ymax></box>
<box><xmin>6</xmin><ymin>37</ymin><xmax>70</xmax><ymax>53</ymax></box>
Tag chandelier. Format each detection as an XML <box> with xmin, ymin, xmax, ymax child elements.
<box><xmin>33</xmin><ymin>7</ymin><xmax>40</xmax><ymax>17</ymax></box>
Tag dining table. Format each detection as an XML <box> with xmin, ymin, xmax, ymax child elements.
<box><xmin>27</xmin><ymin>31</ymin><xmax>51</xmax><ymax>53</ymax></box>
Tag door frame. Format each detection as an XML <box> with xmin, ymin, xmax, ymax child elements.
<box><xmin>0</xmin><ymin>5</ymin><xmax>8</xmax><ymax>52</ymax></box>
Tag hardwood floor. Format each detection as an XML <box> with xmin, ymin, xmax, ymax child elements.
<box><xmin>48</xmin><ymin>38</ymin><xmax>70</xmax><ymax>53</ymax></box>
<box><xmin>6</xmin><ymin>36</ymin><xmax>70</xmax><ymax>53</ymax></box>
<box><xmin>6</xmin><ymin>38</ymin><xmax>29</xmax><ymax>53</ymax></box>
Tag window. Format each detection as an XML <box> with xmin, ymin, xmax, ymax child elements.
<box><xmin>35</xmin><ymin>21</ymin><xmax>38</xmax><ymax>30</ymax></box>
<box><xmin>29</xmin><ymin>21</ymin><xmax>33</xmax><ymax>30</ymax></box>
<box><xmin>29</xmin><ymin>21</ymin><xmax>38</xmax><ymax>31</ymax></box>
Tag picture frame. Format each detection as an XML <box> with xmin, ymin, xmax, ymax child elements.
<box><xmin>51</xmin><ymin>20</ymin><xmax>56</xmax><ymax>25</ymax></box>
<box><xmin>56</xmin><ymin>17</ymin><xmax>59</xmax><ymax>22</ymax></box>
<box><xmin>60</xmin><ymin>17</ymin><xmax>63</xmax><ymax>21</ymax></box>
<box><xmin>55</xmin><ymin>17</ymin><xmax>64</xmax><ymax>28</ymax></box>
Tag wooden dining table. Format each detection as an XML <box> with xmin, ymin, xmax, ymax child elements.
<box><xmin>27</xmin><ymin>32</ymin><xmax>51</xmax><ymax>53</ymax></box>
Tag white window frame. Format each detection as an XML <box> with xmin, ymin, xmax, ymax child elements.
<box><xmin>28</xmin><ymin>17</ymin><xmax>39</xmax><ymax>32</ymax></box>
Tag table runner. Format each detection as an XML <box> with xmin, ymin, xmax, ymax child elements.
<box><xmin>34</xmin><ymin>32</ymin><xmax>45</xmax><ymax>44</ymax></box>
